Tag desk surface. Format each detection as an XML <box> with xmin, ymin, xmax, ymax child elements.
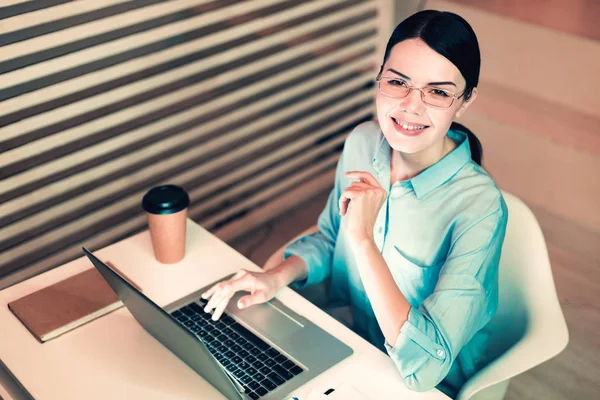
<box><xmin>0</xmin><ymin>220</ymin><xmax>449</xmax><ymax>400</ymax></box>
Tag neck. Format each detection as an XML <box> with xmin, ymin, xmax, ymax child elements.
<box><xmin>390</xmin><ymin>135</ymin><xmax>455</xmax><ymax>182</ymax></box>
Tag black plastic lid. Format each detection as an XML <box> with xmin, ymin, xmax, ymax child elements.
<box><xmin>142</xmin><ymin>185</ymin><xmax>190</xmax><ymax>215</ymax></box>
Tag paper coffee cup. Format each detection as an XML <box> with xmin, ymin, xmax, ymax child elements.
<box><xmin>142</xmin><ymin>185</ymin><xmax>190</xmax><ymax>264</ymax></box>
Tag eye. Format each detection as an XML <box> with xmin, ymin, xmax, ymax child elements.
<box><xmin>430</xmin><ymin>88</ymin><xmax>450</xmax><ymax>97</ymax></box>
<box><xmin>386</xmin><ymin>78</ymin><xmax>408</xmax><ymax>87</ymax></box>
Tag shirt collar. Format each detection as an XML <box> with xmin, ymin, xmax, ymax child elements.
<box><xmin>372</xmin><ymin>132</ymin><xmax>389</xmax><ymax>176</ymax></box>
<box><xmin>372</xmin><ymin>129</ymin><xmax>472</xmax><ymax>199</ymax></box>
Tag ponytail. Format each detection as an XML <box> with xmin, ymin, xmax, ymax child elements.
<box><xmin>451</xmin><ymin>122</ymin><xmax>482</xmax><ymax>166</ymax></box>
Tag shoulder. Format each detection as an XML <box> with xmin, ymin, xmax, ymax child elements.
<box><xmin>342</xmin><ymin>120</ymin><xmax>382</xmax><ymax>154</ymax></box>
<box><xmin>448</xmin><ymin>162</ymin><xmax>508</xmax><ymax>228</ymax></box>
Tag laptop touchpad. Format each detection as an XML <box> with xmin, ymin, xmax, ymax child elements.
<box><xmin>227</xmin><ymin>294</ymin><xmax>302</xmax><ymax>342</ymax></box>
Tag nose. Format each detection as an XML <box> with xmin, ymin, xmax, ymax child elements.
<box><xmin>397</xmin><ymin>87</ymin><xmax>424</xmax><ymax>115</ymax></box>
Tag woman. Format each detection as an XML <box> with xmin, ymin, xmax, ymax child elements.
<box><xmin>201</xmin><ymin>10</ymin><xmax>508</xmax><ymax>397</ymax></box>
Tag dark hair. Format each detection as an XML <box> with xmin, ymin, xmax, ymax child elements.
<box><xmin>380</xmin><ymin>10</ymin><xmax>483</xmax><ymax>165</ymax></box>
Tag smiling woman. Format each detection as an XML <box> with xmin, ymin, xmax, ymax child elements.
<box><xmin>375</xmin><ymin>10</ymin><xmax>483</xmax><ymax>179</ymax></box>
<box><xmin>201</xmin><ymin>9</ymin><xmax>508</xmax><ymax>399</ymax></box>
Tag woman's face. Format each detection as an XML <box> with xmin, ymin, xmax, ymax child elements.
<box><xmin>376</xmin><ymin>38</ymin><xmax>476</xmax><ymax>155</ymax></box>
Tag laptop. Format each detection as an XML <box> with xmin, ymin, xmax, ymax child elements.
<box><xmin>82</xmin><ymin>247</ymin><xmax>353</xmax><ymax>400</ymax></box>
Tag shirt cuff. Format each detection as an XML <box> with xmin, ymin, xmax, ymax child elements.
<box><xmin>385</xmin><ymin>307</ymin><xmax>447</xmax><ymax>378</ymax></box>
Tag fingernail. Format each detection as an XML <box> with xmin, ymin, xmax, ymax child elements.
<box><xmin>204</xmin><ymin>306</ymin><xmax>210</xmax><ymax>313</ymax></box>
<box><xmin>238</xmin><ymin>301</ymin><xmax>245</xmax><ymax>309</ymax></box>
<box><xmin>201</xmin><ymin>293</ymin><xmax>207</xmax><ymax>299</ymax></box>
<box><xmin>212</xmin><ymin>315</ymin><xmax>218</xmax><ymax>321</ymax></box>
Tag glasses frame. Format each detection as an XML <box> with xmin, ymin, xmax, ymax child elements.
<box><xmin>375</xmin><ymin>73</ymin><xmax>468</xmax><ymax>109</ymax></box>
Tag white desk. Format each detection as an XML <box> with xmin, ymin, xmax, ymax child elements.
<box><xmin>0</xmin><ymin>220</ymin><xmax>449</xmax><ymax>400</ymax></box>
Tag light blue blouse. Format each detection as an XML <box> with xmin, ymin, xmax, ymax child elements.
<box><xmin>284</xmin><ymin>121</ymin><xmax>508</xmax><ymax>396</ymax></box>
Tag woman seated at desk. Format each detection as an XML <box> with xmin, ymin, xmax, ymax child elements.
<box><xmin>201</xmin><ymin>10</ymin><xmax>508</xmax><ymax>398</ymax></box>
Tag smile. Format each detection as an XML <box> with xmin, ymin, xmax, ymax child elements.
<box><xmin>391</xmin><ymin>117</ymin><xmax>429</xmax><ymax>136</ymax></box>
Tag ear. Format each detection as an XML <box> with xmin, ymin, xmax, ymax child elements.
<box><xmin>455</xmin><ymin>87</ymin><xmax>478</xmax><ymax>119</ymax></box>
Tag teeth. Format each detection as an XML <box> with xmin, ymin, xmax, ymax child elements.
<box><xmin>396</xmin><ymin>119</ymin><xmax>426</xmax><ymax>130</ymax></box>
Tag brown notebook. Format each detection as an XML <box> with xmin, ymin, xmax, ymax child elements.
<box><xmin>8</xmin><ymin>267</ymin><xmax>123</xmax><ymax>342</ymax></box>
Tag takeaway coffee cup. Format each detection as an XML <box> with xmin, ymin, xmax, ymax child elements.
<box><xmin>142</xmin><ymin>185</ymin><xmax>190</xmax><ymax>264</ymax></box>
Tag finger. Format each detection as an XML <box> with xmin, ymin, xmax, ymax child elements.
<box><xmin>347</xmin><ymin>181</ymin><xmax>372</xmax><ymax>190</ymax></box>
<box><xmin>345</xmin><ymin>171</ymin><xmax>380</xmax><ymax>187</ymax></box>
<box><xmin>339</xmin><ymin>192</ymin><xmax>350</xmax><ymax>216</ymax></box>
<box><xmin>238</xmin><ymin>290</ymin><xmax>269</xmax><ymax>309</ymax></box>
<box><xmin>204</xmin><ymin>274</ymin><xmax>255</xmax><ymax>313</ymax></box>
<box><xmin>201</xmin><ymin>282</ymin><xmax>221</xmax><ymax>301</ymax></box>
<box><xmin>204</xmin><ymin>284</ymin><xmax>228</xmax><ymax>313</ymax></box>
<box><xmin>338</xmin><ymin>189</ymin><xmax>357</xmax><ymax>216</ymax></box>
<box><xmin>211</xmin><ymin>296</ymin><xmax>232</xmax><ymax>321</ymax></box>
<box><xmin>201</xmin><ymin>269</ymin><xmax>247</xmax><ymax>299</ymax></box>
<box><xmin>339</xmin><ymin>180</ymin><xmax>372</xmax><ymax>216</ymax></box>
<box><xmin>339</xmin><ymin>187</ymin><xmax>365</xmax><ymax>215</ymax></box>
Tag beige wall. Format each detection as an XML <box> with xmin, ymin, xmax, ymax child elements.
<box><xmin>425</xmin><ymin>2</ymin><xmax>600</xmax><ymax>398</ymax></box>
<box><xmin>427</xmin><ymin>0</ymin><xmax>600</xmax><ymax>249</ymax></box>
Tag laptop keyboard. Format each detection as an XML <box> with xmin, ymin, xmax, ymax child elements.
<box><xmin>171</xmin><ymin>298</ymin><xmax>304</xmax><ymax>399</ymax></box>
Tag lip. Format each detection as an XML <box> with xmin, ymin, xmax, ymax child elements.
<box><xmin>391</xmin><ymin>117</ymin><xmax>429</xmax><ymax>137</ymax></box>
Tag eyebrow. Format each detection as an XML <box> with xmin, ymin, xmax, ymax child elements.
<box><xmin>385</xmin><ymin>68</ymin><xmax>457</xmax><ymax>88</ymax></box>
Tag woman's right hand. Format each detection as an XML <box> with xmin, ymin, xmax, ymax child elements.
<box><xmin>201</xmin><ymin>269</ymin><xmax>282</xmax><ymax>321</ymax></box>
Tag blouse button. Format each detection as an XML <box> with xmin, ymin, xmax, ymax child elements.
<box><xmin>378</xmin><ymin>226</ymin><xmax>383</xmax><ymax>233</ymax></box>
<box><xmin>436</xmin><ymin>349</ymin><xmax>445</xmax><ymax>358</ymax></box>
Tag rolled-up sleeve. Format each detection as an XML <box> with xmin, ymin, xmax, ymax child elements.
<box><xmin>283</xmin><ymin>151</ymin><xmax>345</xmax><ymax>290</ymax></box>
<box><xmin>386</xmin><ymin>204</ymin><xmax>508</xmax><ymax>392</ymax></box>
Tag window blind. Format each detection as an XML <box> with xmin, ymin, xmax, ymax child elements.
<box><xmin>0</xmin><ymin>0</ymin><xmax>391</xmax><ymax>289</ymax></box>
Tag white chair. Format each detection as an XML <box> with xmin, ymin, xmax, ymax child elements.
<box><xmin>265</xmin><ymin>191</ymin><xmax>569</xmax><ymax>400</ymax></box>
<box><xmin>457</xmin><ymin>191</ymin><xmax>568</xmax><ymax>399</ymax></box>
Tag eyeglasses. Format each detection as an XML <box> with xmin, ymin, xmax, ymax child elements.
<box><xmin>376</xmin><ymin>74</ymin><xmax>467</xmax><ymax>108</ymax></box>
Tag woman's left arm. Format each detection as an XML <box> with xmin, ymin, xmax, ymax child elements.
<box><xmin>341</xmin><ymin>171</ymin><xmax>413</xmax><ymax>341</ymax></box>
<box><xmin>342</xmin><ymin>172</ymin><xmax>508</xmax><ymax>392</ymax></box>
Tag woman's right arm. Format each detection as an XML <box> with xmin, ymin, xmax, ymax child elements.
<box><xmin>201</xmin><ymin>255</ymin><xmax>308</xmax><ymax>321</ymax></box>
<box><xmin>202</xmin><ymin>130</ymin><xmax>354</xmax><ymax>319</ymax></box>
<box><xmin>266</xmin><ymin>254</ymin><xmax>309</xmax><ymax>286</ymax></box>
<box><xmin>202</xmin><ymin>158</ymin><xmax>345</xmax><ymax>320</ymax></box>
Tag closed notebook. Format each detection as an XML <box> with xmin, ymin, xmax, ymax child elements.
<box><xmin>8</xmin><ymin>267</ymin><xmax>123</xmax><ymax>342</ymax></box>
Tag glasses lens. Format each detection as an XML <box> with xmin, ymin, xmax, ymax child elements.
<box><xmin>422</xmin><ymin>87</ymin><xmax>453</xmax><ymax>108</ymax></box>
<box><xmin>379</xmin><ymin>77</ymin><xmax>410</xmax><ymax>98</ymax></box>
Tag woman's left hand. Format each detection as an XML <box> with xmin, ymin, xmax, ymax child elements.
<box><xmin>339</xmin><ymin>171</ymin><xmax>387</xmax><ymax>245</ymax></box>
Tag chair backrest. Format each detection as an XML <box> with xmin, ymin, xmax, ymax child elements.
<box><xmin>484</xmin><ymin>190</ymin><xmax>569</xmax><ymax>369</ymax></box>
<box><xmin>457</xmin><ymin>191</ymin><xmax>568</xmax><ymax>400</ymax></box>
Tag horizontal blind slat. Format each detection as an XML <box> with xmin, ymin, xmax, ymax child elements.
<box><xmin>0</xmin><ymin>44</ymin><xmax>376</xmax><ymax>211</ymax></box>
<box><xmin>0</xmin><ymin>0</ymin><xmax>357</xmax><ymax>100</ymax></box>
<box><xmin>0</xmin><ymin>101</ymin><xmax>371</xmax><ymax>249</ymax></box>
<box><xmin>0</xmin><ymin>0</ymin><xmax>388</xmax><ymax>288</ymax></box>
<box><xmin>0</xmin><ymin>53</ymin><xmax>374</xmax><ymax>219</ymax></box>
<box><xmin>1</xmin><ymin>3</ymin><xmax>376</xmax><ymax>142</ymax></box>
<box><xmin>0</xmin><ymin>0</ymin><xmax>75</xmax><ymax>21</ymax></box>
<box><xmin>0</xmin><ymin>92</ymin><xmax>373</xmax><ymax>259</ymax></box>
<box><xmin>0</xmin><ymin>0</ymin><xmax>181</xmax><ymax>45</ymax></box>
<box><xmin>1</xmin><ymin>34</ymin><xmax>376</xmax><ymax>185</ymax></box>
<box><xmin>0</xmin><ymin>0</ymin><xmax>365</xmax><ymax>117</ymax></box>
<box><xmin>201</xmin><ymin>156</ymin><xmax>340</xmax><ymax>228</ymax></box>
<box><xmin>0</xmin><ymin>0</ymin><xmax>279</xmax><ymax>68</ymax></box>
<box><xmin>1</xmin><ymin>0</ymin><xmax>217</xmax><ymax>64</ymax></box>
<box><xmin>0</xmin><ymin>170</ymin><xmax>336</xmax><ymax>291</ymax></box>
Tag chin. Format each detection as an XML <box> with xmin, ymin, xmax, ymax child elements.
<box><xmin>382</xmin><ymin>127</ymin><xmax>435</xmax><ymax>154</ymax></box>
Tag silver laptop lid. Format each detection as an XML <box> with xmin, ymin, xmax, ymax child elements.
<box><xmin>82</xmin><ymin>247</ymin><xmax>246</xmax><ymax>400</ymax></box>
